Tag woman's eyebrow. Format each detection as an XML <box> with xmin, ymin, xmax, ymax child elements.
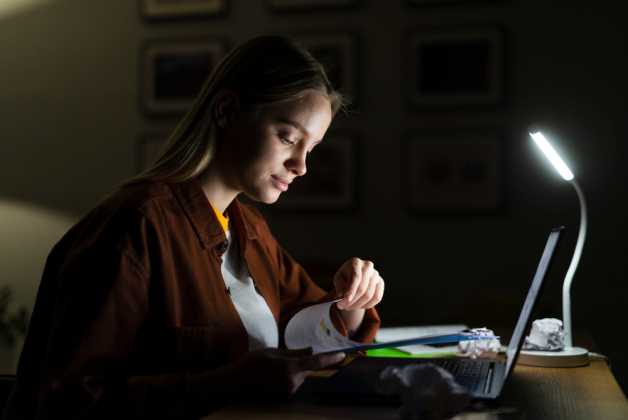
<box><xmin>277</xmin><ymin>118</ymin><xmax>311</xmax><ymax>137</ymax></box>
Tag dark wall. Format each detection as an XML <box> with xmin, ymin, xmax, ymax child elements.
<box><xmin>0</xmin><ymin>0</ymin><xmax>626</xmax><ymax>393</ymax></box>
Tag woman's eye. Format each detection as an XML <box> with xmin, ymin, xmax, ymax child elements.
<box><xmin>282</xmin><ymin>138</ymin><xmax>295</xmax><ymax>146</ymax></box>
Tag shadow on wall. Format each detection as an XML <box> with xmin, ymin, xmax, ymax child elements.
<box><xmin>0</xmin><ymin>199</ymin><xmax>75</xmax><ymax>373</ymax></box>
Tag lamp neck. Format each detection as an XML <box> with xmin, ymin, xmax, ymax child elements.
<box><xmin>563</xmin><ymin>179</ymin><xmax>587</xmax><ymax>348</ymax></box>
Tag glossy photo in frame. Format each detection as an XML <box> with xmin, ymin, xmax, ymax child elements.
<box><xmin>405</xmin><ymin>28</ymin><xmax>504</xmax><ymax>109</ymax></box>
<box><xmin>141</xmin><ymin>0</ymin><xmax>228</xmax><ymax>20</ymax></box>
<box><xmin>141</xmin><ymin>38</ymin><xmax>228</xmax><ymax>115</ymax></box>
<box><xmin>404</xmin><ymin>132</ymin><xmax>502</xmax><ymax>212</ymax></box>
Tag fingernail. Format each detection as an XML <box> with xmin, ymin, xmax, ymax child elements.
<box><xmin>346</xmin><ymin>293</ymin><xmax>353</xmax><ymax>301</ymax></box>
<box><xmin>337</xmin><ymin>352</ymin><xmax>346</xmax><ymax>358</ymax></box>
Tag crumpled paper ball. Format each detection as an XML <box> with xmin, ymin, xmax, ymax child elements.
<box><xmin>377</xmin><ymin>363</ymin><xmax>471</xmax><ymax>420</ymax></box>
<box><xmin>458</xmin><ymin>328</ymin><xmax>501</xmax><ymax>359</ymax></box>
<box><xmin>522</xmin><ymin>318</ymin><xmax>565</xmax><ymax>351</ymax></box>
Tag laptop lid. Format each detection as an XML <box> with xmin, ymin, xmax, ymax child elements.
<box><xmin>501</xmin><ymin>226</ymin><xmax>563</xmax><ymax>384</ymax></box>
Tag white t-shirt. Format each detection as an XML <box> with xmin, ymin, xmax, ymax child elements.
<box><xmin>220</xmin><ymin>227</ymin><xmax>279</xmax><ymax>351</ymax></box>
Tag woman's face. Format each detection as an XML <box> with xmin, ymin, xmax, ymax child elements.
<box><xmin>218</xmin><ymin>92</ymin><xmax>333</xmax><ymax>204</ymax></box>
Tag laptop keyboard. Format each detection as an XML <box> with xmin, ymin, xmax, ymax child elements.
<box><xmin>431</xmin><ymin>360</ymin><xmax>483</xmax><ymax>391</ymax></box>
<box><xmin>357</xmin><ymin>358</ymin><xmax>484</xmax><ymax>392</ymax></box>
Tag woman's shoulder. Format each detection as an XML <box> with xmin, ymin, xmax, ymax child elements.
<box><xmin>59</xmin><ymin>182</ymin><xmax>177</xmax><ymax>252</ymax></box>
<box><xmin>104</xmin><ymin>180</ymin><xmax>175</xmax><ymax>213</ymax></box>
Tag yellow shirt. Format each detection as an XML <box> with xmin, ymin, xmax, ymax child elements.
<box><xmin>209</xmin><ymin>201</ymin><xmax>230</xmax><ymax>231</ymax></box>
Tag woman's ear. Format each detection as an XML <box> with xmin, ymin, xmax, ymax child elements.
<box><xmin>213</xmin><ymin>89</ymin><xmax>239</xmax><ymax>130</ymax></box>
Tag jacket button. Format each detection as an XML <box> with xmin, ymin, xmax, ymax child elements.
<box><xmin>220</xmin><ymin>241</ymin><xmax>229</xmax><ymax>252</ymax></box>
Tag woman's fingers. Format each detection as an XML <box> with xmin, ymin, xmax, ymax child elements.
<box><xmin>333</xmin><ymin>258</ymin><xmax>384</xmax><ymax>310</ymax></box>
<box><xmin>342</xmin><ymin>271</ymin><xmax>378</xmax><ymax>310</ymax></box>
<box><xmin>281</xmin><ymin>347</ymin><xmax>313</xmax><ymax>358</ymax></box>
<box><xmin>296</xmin><ymin>352</ymin><xmax>346</xmax><ymax>371</ymax></box>
<box><xmin>336</xmin><ymin>259</ymin><xmax>362</xmax><ymax>302</ymax></box>
<box><xmin>362</xmin><ymin>277</ymin><xmax>385</xmax><ymax>309</ymax></box>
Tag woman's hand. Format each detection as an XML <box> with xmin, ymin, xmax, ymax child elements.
<box><xmin>333</xmin><ymin>258</ymin><xmax>384</xmax><ymax>311</ymax></box>
<box><xmin>189</xmin><ymin>347</ymin><xmax>345</xmax><ymax>413</ymax></box>
<box><xmin>232</xmin><ymin>347</ymin><xmax>345</xmax><ymax>397</ymax></box>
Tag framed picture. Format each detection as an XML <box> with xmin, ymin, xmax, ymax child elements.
<box><xmin>140</xmin><ymin>0</ymin><xmax>228</xmax><ymax>20</ymax></box>
<box><xmin>137</xmin><ymin>132</ymin><xmax>170</xmax><ymax>171</ymax></box>
<box><xmin>404</xmin><ymin>132</ymin><xmax>502</xmax><ymax>212</ymax></box>
<box><xmin>274</xmin><ymin>133</ymin><xmax>358</xmax><ymax>211</ymax></box>
<box><xmin>292</xmin><ymin>32</ymin><xmax>358</xmax><ymax>104</ymax></box>
<box><xmin>407</xmin><ymin>0</ymin><xmax>500</xmax><ymax>5</ymax></box>
<box><xmin>405</xmin><ymin>28</ymin><xmax>504</xmax><ymax>108</ymax></box>
<box><xmin>268</xmin><ymin>0</ymin><xmax>359</xmax><ymax>12</ymax></box>
<box><xmin>141</xmin><ymin>38</ymin><xmax>228</xmax><ymax>115</ymax></box>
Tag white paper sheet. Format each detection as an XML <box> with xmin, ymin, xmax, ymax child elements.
<box><xmin>285</xmin><ymin>300</ymin><xmax>359</xmax><ymax>354</ymax></box>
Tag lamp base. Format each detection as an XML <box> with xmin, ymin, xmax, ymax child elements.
<box><xmin>517</xmin><ymin>347</ymin><xmax>589</xmax><ymax>367</ymax></box>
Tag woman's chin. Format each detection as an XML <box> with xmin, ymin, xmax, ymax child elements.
<box><xmin>242</xmin><ymin>191</ymin><xmax>281</xmax><ymax>205</ymax></box>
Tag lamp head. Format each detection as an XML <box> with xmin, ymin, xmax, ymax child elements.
<box><xmin>529</xmin><ymin>124</ymin><xmax>574</xmax><ymax>181</ymax></box>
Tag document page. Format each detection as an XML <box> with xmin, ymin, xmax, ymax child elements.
<box><xmin>285</xmin><ymin>300</ymin><xmax>497</xmax><ymax>354</ymax></box>
<box><xmin>285</xmin><ymin>300</ymin><xmax>355</xmax><ymax>354</ymax></box>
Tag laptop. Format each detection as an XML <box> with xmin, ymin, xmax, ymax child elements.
<box><xmin>312</xmin><ymin>227</ymin><xmax>564</xmax><ymax>403</ymax></box>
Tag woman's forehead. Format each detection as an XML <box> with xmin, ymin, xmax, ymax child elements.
<box><xmin>267</xmin><ymin>93</ymin><xmax>332</xmax><ymax>132</ymax></box>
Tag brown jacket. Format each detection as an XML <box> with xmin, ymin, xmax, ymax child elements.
<box><xmin>3</xmin><ymin>179</ymin><xmax>379</xmax><ymax>419</ymax></box>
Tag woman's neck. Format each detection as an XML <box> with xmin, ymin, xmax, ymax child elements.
<box><xmin>196</xmin><ymin>165</ymin><xmax>240</xmax><ymax>215</ymax></box>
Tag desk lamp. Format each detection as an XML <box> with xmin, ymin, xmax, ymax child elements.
<box><xmin>517</xmin><ymin>124</ymin><xmax>589</xmax><ymax>367</ymax></box>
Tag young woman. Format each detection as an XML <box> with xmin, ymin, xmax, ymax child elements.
<box><xmin>3</xmin><ymin>36</ymin><xmax>384</xmax><ymax>420</ymax></box>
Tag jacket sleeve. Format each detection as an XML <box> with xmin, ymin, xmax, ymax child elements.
<box><xmin>4</xmin><ymin>240</ymin><xmax>197</xmax><ymax>420</ymax></box>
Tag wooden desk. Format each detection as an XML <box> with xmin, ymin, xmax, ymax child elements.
<box><xmin>205</xmin><ymin>356</ymin><xmax>628</xmax><ymax>420</ymax></box>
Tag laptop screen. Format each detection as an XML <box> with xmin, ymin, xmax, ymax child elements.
<box><xmin>503</xmin><ymin>228</ymin><xmax>563</xmax><ymax>381</ymax></box>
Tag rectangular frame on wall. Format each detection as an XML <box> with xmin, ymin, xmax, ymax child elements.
<box><xmin>290</xmin><ymin>31</ymin><xmax>359</xmax><ymax>106</ymax></box>
<box><xmin>267</xmin><ymin>0</ymin><xmax>359</xmax><ymax>12</ymax></box>
<box><xmin>404</xmin><ymin>27</ymin><xmax>504</xmax><ymax>109</ymax></box>
<box><xmin>407</xmin><ymin>0</ymin><xmax>500</xmax><ymax>5</ymax></box>
<box><xmin>141</xmin><ymin>38</ymin><xmax>228</xmax><ymax>116</ymax></box>
<box><xmin>273</xmin><ymin>133</ymin><xmax>359</xmax><ymax>212</ymax></box>
<box><xmin>140</xmin><ymin>0</ymin><xmax>228</xmax><ymax>20</ymax></box>
<box><xmin>137</xmin><ymin>132</ymin><xmax>170</xmax><ymax>172</ymax></box>
<box><xmin>403</xmin><ymin>132</ymin><xmax>503</xmax><ymax>213</ymax></box>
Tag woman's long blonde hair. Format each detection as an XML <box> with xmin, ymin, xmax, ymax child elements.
<box><xmin>121</xmin><ymin>35</ymin><xmax>348</xmax><ymax>188</ymax></box>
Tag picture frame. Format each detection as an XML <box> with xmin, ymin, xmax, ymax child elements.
<box><xmin>407</xmin><ymin>0</ymin><xmax>500</xmax><ymax>5</ymax></box>
<box><xmin>405</xmin><ymin>27</ymin><xmax>504</xmax><ymax>108</ymax></box>
<box><xmin>141</xmin><ymin>38</ymin><xmax>228</xmax><ymax>115</ymax></box>
<box><xmin>267</xmin><ymin>0</ymin><xmax>359</xmax><ymax>12</ymax></box>
<box><xmin>137</xmin><ymin>132</ymin><xmax>170</xmax><ymax>171</ymax></box>
<box><xmin>291</xmin><ymin>32</ymin><xmax>358</xmax><ymax>105</ymax></box>
<box><xmin>273</xmin><ymin>133</ymin><xmax>358</xmax><ymax>212</ymax></box>
<box><xmin>140</xmin><ymin>0</ymin><xmax>228</xmax><ymax>20</ymax></box>
<box><xmin>403</xmin><ymin>132</ymin><xmax>503</xmax><ymax>212</ymax></box>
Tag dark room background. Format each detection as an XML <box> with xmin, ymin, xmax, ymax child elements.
<box><xmin>1</xmin><ymin>0</ymin><xmax>627</xmax><ymax>394</ymax></box>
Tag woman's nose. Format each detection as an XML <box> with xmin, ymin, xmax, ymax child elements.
<box><xmin>286</xmin><ymin>152</ymin><xmax>307</xmax><ymax>176</ymax></box>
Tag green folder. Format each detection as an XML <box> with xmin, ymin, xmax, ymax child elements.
<box><xmin>366</xmin><ymin>347</ymin><xmax>458</xmax><ymax>358</ymax></box>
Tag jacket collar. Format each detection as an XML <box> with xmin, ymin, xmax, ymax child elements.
<box><xmin>169</xmin><ymin>178</ymin><xmax>257</xmax><ymax>251</ymax></box>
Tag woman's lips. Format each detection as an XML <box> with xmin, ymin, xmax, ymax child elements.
<box><xmin>271</xmin><ymin>176</ymin><xmax>291</xmax><ymax>192</ymax></box>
